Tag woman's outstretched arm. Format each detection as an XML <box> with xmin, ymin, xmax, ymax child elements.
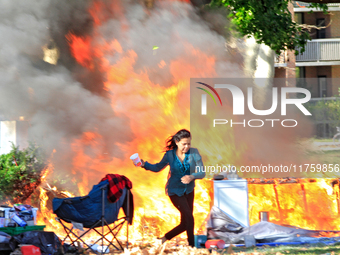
<box><xmin>142</xmin><ymin>152</ymin><xmax>169</xmax><ymax>172</ymax></box>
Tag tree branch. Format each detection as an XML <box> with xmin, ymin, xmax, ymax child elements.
<box><xmin>298</xmin><ymin>18</ymin><xmax>332</xmax><ymax>31</ymax></box>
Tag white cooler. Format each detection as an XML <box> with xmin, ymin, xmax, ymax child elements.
<box><xmin>213</xmin><ymin>179</ymin><xmax>249</xmax><ymax>227</ymax></box>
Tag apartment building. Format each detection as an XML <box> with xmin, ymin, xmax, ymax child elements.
<box><xmin>275</xmin><ymin>1</ymin><xmax>340</xmax><ymax>137</ymax></box>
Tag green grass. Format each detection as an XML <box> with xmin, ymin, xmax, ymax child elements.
<box><xmin>300</xmin><ymin>138</ymin><xmax>340</xmax><ymax>168</ymax></box>
<box><xmin>219</xmin><ymin>242</ymin><xmax>340</xmax><ymax>254</ymax></box>
<box><xmin>319</xmin><ymin>150</ymin><xmax>340</xmax><ymax>164</ymax></box>
<box><xmin>304</xmin><ymin>147</ymin><xmax>339</xmax><ymax>167</ymax></box>
<box><xmin>311</xmin><ymin>138</ymin><xmax>335</xmax><ymax>143</ymax></box>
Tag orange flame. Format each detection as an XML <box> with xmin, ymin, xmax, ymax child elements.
<box><xmin>249</xmin><ymin>179</ymin><xmax>340</xmax><ymax>233</ymax></box>
<box><xmin>66</xmin><ymin>33</ymin><xmax>92</xmax><ymax>69</ymax></box>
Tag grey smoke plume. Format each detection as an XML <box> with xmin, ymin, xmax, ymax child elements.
<box><xmin>86</xmin><ymin>0</ymin><xmax>244</xmax><ymax>85</ymax></box>
<box><xmin>0</xmin><ymin>0</ymin><xmax>133</xmax><ymax>176</ymax></box>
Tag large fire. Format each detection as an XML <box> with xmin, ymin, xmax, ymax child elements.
<box><xmin>36</xmin><ymin>0</ymin><xmax>214</xmax><ymax>244</ymax></box>
<box><xmin>29</xmin><ymin>0</ymin><xmax>340</xmax><ymax>248</ymax></box>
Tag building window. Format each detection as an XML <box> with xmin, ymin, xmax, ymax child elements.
<box><xmin>316</xmin><ymin>18</ymin><xmax>326</xmax><ymax>39</ymax></box>
<box><xmin>296</xmin><ymin>67</ymin><xmax>306</xmax><ymax>89</ymax></box>
<box><xmin>296</xmin><ymin>67</ymin><xmax>305</xmax><ymax>78</ymax></box>
<box><xmin>295</xmin><ymin>13</ymin><xmax>304</xmax><ymax>24</ymax></box>
<box><xmin>318</xmin><ymin>76</ymin><xmax>327</xmax><ymax>97</ymax></box>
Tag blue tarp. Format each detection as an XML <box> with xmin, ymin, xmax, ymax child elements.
<box><xmin>224</xmin><ymin>239</ymin><xmax>339</xmax><ymax>248</ymax></box>
<box><xmin>52</xmin><ymin>180</ymin><xmax>126</xmax><ymax>228</ymax></box>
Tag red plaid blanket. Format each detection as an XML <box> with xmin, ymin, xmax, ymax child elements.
<box><xmin>100</xmin><ymin>174</ymin><xmax>132</xmax><ymax>203</ymax></box>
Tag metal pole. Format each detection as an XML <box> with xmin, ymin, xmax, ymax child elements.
<box><xmin>127</xmin><ymin>189</ymin><xmax>129</xmax><ymax>250</ymax></box>
<box><xmin>101</xmin><ymin>185</ymin><xmax>106</xmax><ymax>255</ymax></box>
<box><xmin>273</xmin><ymin>184</ymin><xmax>283</xmax><ymax>223</ymax></box>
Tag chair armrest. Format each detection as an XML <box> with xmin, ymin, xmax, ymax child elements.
<box><xmin>100</xmin><ymin>183</ymin><xmax>109</xmax><ymax>190</ymax></box>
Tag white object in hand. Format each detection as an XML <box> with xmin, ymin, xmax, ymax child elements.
<box><xmin>130</xmin><ymin>153</ymin><xmax>142</xmax><ymax>167</ymax></box>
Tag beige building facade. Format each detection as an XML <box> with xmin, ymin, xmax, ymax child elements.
<box><xmin>275</xmin><ymin>2</ymin><xmax>340</xmax><ymax>137</ymax></box>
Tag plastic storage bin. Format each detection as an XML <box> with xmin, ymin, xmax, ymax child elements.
<box><xmin>0</xmin><ymin>225</ymin><xmax>45</xmax><ymax>236</ymax></box>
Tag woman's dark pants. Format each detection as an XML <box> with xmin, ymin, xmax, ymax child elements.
<box><xmin>164</xmin><ymin>191</ymin><xmax>195</xmax><ymax>247</ymax></box>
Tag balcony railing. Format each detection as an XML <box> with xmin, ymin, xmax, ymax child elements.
<box><xmin>296</xmin><ymin>38</ymin><xmax>340</xmax><ymax>63</ymax></box>
<box><xmin>294</xmin><ymin>1</ymin><xmax>340</xmax><ymax>12</ymax></box>
<box><xmin>294</xmin><ymin>1</ymin><xmax>340</xmax><ymax>8</ymax></box>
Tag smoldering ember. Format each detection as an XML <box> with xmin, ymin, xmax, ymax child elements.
<box><xmin>1</xmin><ymin>0</ymin><xmax>340</xmax><ymax>255</ymax></box>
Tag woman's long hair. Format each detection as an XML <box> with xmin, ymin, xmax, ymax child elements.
<box><xmin>164</xmin><ymin>129</ymin><xmax>191</xmax><ymax>151</ymax></box>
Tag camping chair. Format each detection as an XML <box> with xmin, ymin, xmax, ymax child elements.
<box><xmin>52</xmin><ymin>179</ymin><xmax>132</xmax><ymax>254</ymax></box>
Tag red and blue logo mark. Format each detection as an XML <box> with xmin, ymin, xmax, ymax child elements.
<box><xmin>196</xmin><ymin>82</ymin><xmax>222</xmax><ymax>106</ymax></box>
